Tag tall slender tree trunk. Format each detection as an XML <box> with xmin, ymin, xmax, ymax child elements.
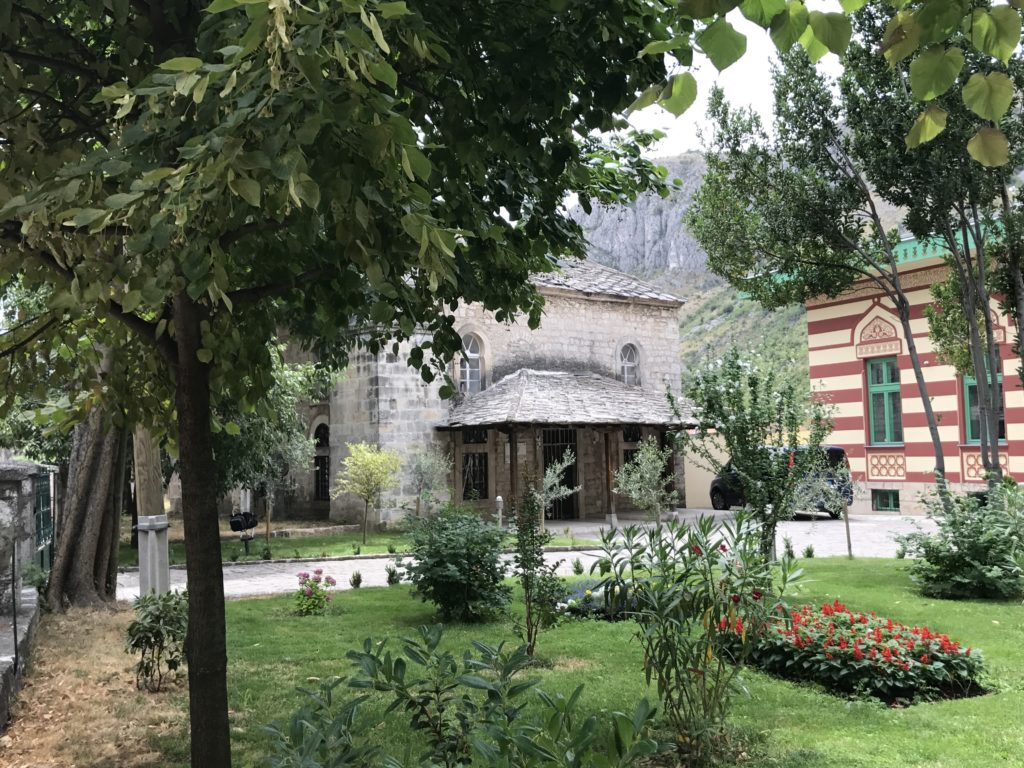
<box><xmin>174</xmin><ymin>292</ymin><xmax>231</xmax><ymax>768</ymax></box>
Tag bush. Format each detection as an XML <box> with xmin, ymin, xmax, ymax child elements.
<box><xmin>595</xmin><ymin>514</ymin><xmax>801</xmax><ymax>762</ymax></box>
<box><xmin>349</xmin><ymin>571</ymin><xmax>362</xmax><ymax>589</ymax></box>
<box><xmin>385</xmin><ymin>562</ymin><xmax>401</xmax><ymax>586</ymax></box>
<box><xmin>511</xmin><ymin>487</ymin><xmax>567</xmax><ymax>655</ymax></box>
<box><xmin>403</xmin><ymin>509</ymin><xmax>510</xmax><ymax>622</ymax></box>
<box><xmin>295</xmin><ymin>569</ymin><xmax>337</xmax><ymax>616</ymax></box>
<box><xmin>126</xmin><ymin>590</ymin><xmax>188</xmax><ymax>692</ymax></box>
<box><xmin>571</xmin><ymin>557</ymin><xmax>585</xmax><ymax>576</ymax></box>
<box><xmin>733</xmin><ymin>599</ymin><xmax>985</xmax><ymax>703</ymax></box>
<box><xmin>560</xmin><ymin>579</ymin><xmax>638</xmax><ymax>621</ymax></box>
<box><xmin>897</xmin><ymin>481</ymin><xmax>1024</xmax><ymax>600</ymax></box>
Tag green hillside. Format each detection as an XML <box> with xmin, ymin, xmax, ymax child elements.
<box><xmin>676</xmin><ymin>282</ymin><xmax>810</xmax><ymax>395</ymax></box>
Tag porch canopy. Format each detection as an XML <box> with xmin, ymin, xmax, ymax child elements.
<box><xmin>437</xmin><ymin>369</ymin><xmax>696</xmax><ymax>518</ymax></box>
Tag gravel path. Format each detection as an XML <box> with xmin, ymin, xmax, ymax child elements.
<box><xmin>116</xmin><ymin>511</ymin><xmax>932</xmax><ymax>601</ymax></box>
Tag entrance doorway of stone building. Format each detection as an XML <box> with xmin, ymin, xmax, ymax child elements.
<box><xmin>542</xmin><ymin>427</ymin><xmax>578</xmax><ymax>520</ymax></box>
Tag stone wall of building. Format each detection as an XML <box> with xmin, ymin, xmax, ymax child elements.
<box><xmin>452</xmin><ymin>291</ymin><xmax>682</xmax><ymax>396</ymax></box>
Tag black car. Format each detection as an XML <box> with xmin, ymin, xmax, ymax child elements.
<box><xmin>709</xmin><ymin>445</ymin><xmax>853</xmax><ymax>519</ymax></box>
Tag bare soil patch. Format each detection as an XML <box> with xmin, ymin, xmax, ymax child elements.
<box><xmin>0</xmin><ymin>607</ymin><xmax>186</xmax><ymax>768</ymax></box>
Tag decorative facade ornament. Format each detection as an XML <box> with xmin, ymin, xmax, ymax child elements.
<box><xmin>855</xmin><ymin>316</ymin><xmax>901</xmax><ymax>358</ymax></box>
<box><xmin>867</xmin><ymin>452</ymin><xmax>906</xmax><ymax>479</ymax></box>
<box><xmin>962</xmin><ymin>451</ymin><xmax>1009</xmax><ymax>481</ymax></box>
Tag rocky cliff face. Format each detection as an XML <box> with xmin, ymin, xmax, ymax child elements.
<box><xmin>571</xmin><ymin>153</ymin><xmax>711</xmax><ymax>284</ymax></box>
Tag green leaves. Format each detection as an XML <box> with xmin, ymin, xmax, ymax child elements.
<box><xmin>967</xmin><ymin>126</ymin><xmax>1010</xmax><ymax>166</ymax></box>
<box><xmin>962</xmin><ymin>72</ymin><xmax>1014</xmax><ymax>121</ymax></box>
<box><xmin>909</xmin><ymin>46</ymin><xmax>964</xmax><ymax>101</ymax></box>
<box><xmin>882</xmin><ymin>12</ymin><xmax>922</xmax><ymax>64</ymax></box>
<box><xmin>159</xmin><ymin>56</ymin><xmax>203</xmax><ymax>72</ymax></box>
<box><xmin>770</xmin><ymin>1</ymin><xmax>809</xmax><ymax>51</ymax></box>
<box><xmin>739</xmin><ymin>0</ymin><xmax>786</xmax><ymax>28</ymax></box>
<box><xmin>698</xmin><ymin>19</ymin><xmax>747</xmax><ymax>71</ymax></box>
<box><xmin>905</xmin><ymin>105</ymin><xmax>949</xmax><ymax>148</ymax></box>
<box><xmin>807</xmin><ymin>12</ymin><xmax>851</xmax><ymax>57</ymax></box>
<box><xmin>659</xmin><ymin>73</ymin><xmax>698</xmax><ymax>117</ymax></box>
<box><xmin>963</xmin><ymin>7</ymin><xmax>1021</xmax><ymax>64</ymax></box>
<box><xmin>228</xmin><ymin>177</ymin><xmax>261</xmax><ymax>207</ymax></box>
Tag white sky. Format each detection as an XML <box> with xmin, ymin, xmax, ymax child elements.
<box><xmin>629</xmin><ymin>9</ymin><xmax>845</xmax><ymax>158</ymax></box>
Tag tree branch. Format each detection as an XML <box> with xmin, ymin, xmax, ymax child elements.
<box><xmin>0</xmin><ymin>317</ymin><xmax>61</xmax><ymax>359</ymax></box>
<box><xmin>0</xmin><ymin>48</ymin><xmax>102</xmax><ymax>80</ymax></box>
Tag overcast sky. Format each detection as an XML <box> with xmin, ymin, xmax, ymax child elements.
<box><xmin>630</xmin><ymin>10</ymin><xmax>845</xmax><ymax>158</ymax></box>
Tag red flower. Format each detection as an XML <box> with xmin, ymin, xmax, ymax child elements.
<box><xmin>731</xmin><ymin>594</ymin><xmax>741</xmax><ymax>604</ymax></box>
<box><xmin>752</xmin><ymin>590</ymin><xmax>763</xmax><ymax>601</ymax></box>
<box><xmin>692</xmin><ymin>545</ymin><xmax>703</xmax><ymax>556</ymax></box>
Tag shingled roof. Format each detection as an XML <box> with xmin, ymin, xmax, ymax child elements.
<box><xmin>440</xmin><ymin>369</ymin><xmax>695</xmax><ymax>429</ymax></box>
<box><xmin>531</xmin><ymin>259</ymin><xmax>682</xmax><ymax>305</ymax></box>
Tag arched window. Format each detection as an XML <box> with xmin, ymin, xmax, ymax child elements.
<box><xmin>620</xmin><ymin>344</ymin><xmax>640</xmax><ymax>386</ymax></box>
<box><xmin>459</xmin><ymin>333</ymin><xmax>483</xmax><ymax>394</ymax></box>
<box><xmin>313</xmin><ymin>423</ymin><xmax>330</xmax><ymax>501</ymax></box>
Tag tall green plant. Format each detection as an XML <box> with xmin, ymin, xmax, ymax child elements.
<box><xmin>126</xmin><ymin>590</ymin><xmax>189</xmax><ymax>693</ymax></box>
<box><xmin>332</xmin><ymin>443</ymin><xmax>401</xmax><ymax>544</ymax></box>
<box><xmin>512</xmin><ymin>490</ymin><xmax>566</xmax><ymax>657</ymax></box>
<box><xmin>596</xmin><ymin>515</ymin><xmax>801</xmax><ymax>765</ymax></box>
<box><xmin>679</xmin><ymin>348</ymin><xmax>830</xmax><ymax>559</ymax></box>
<box><xmin>614</xmin><ymin>436</ymin><xmax>678</xmax><ymax>522</ymax></box>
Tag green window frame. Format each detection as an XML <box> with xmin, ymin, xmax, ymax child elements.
<box><xmin>867</xmin><ymin>358</ymin><xmax>903</xmax><ymax>445</ymax></box>
<box><xmin>871</xmin><ymin>489</ymin><xmax>900</xmax><ymax>512</ymax></box>
<box><xmin>964</xmin><ymin>374</ymin><xmax>1006</xmax><ymax>443</ymax></box>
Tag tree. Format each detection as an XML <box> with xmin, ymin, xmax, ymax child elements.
<box><xmin>405</xmin><ymin>446</ymin><xmax>452</xmax><ymax>518</ymax></box>
<box><xmin>333</xmin><ymin>443</ymin><xmax>401</xmax><ymax>545</ymax></box>
<box><xmin>688</xmin><ymin>50</ymin><xmax>954</xmax><ymax>495</ymax></box>
<box><xmin>613</xmin><ymin>436</ymin><xmax>678</xmax><ymax>522</ymax></box>
<box><xmin>679</xmin><ymin>348</ymin><xmax>831</xmax><ymax>559</ymax></box>
<box><xmin>841</xmin><ymin>5</ymin><xmax>1024</xmax><ymax>482</ymax></box>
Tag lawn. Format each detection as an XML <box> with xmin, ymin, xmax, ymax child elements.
<box><xmin>124</xmin><ymin>558</ymin><xmax>1024</xmax><ymax>767</ymax></box>
<box><xmin>117</xmin><ymin>529</ymin><xmax>595</xmax><ymax>567</ymax></box>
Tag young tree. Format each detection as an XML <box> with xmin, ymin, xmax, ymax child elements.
<box><xmin>679</xmin><ymin>348</ymin><xmax>831</xmax><ymax>559</ymax></box>
<box><xmin>333</xmin><ymin>443</ymin><xmax>401</xmax><ymax>545</ymax></box>
<box><xmin>613</xmin><ymin>436</ymin><xmax>678</xmax><ymax>522</ymax></box>
<box><xmin>406</xmin><ymin>446</ymin><xmax>452</xmax><ymax>518</ymax></box>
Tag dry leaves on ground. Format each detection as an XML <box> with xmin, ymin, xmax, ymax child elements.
<box><xmin>0</xmin><ymin>606</ymin><xmax>187</xmax><ymax>768</ymax></box>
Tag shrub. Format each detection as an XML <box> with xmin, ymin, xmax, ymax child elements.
<box><xmin>560</xmin><ymin>579</ymin><xmax>637</xmax><ymax>621</ymax></box>
<box><xmin>349</xmin><ymin>571</ymin><xmax>362</xmax><ymax>589</ymax></box>
<box><xmin>512</xmin><ymin>483</ymin><xmax>568</xmax><ymax>655</ymax></box>
<box><xmin>295</xmin><ymin>569</ymin><xmax>337</xmax><ymax>616</ymax></box>
<box><xmin>571</xmin><ymin>557</ymin><xmax>585</xmax><ymax>576</ymax></box>
<box><xmin>387</xmin><ymin>542</ymin><xmax>397</xmax><ymax>554</ymax></box>
<box><xmin>260</xmin><ymin>546</ymin><xmax>273</xmax><ymax>560</ymax></box>
<box><xmin>802</xmin><ymin>543</ymin><xmax>815</xmax><ymax>559</ymax></box>
<box><xmin>351</xmin><ymin>544</ymin><xmax>361</xmax><ymax>555</ymax></box>
<box><xmin>403</xmin><ymin>510</ymin><xmax>510</xmax><ymax>622</ymax></box>
<box><xmin>346</xmin><ymin>625</ymin><xmax>661</xmax><ymax>767</ymax></box>
<box><xmin>385</xmin><ymin>563</ymin><xmax>401</xmax><ymax>586</ymax></box>
<box><xmin>897</xmin><ymin>481</ymin><xmax>1024</xmax><ymax>600</ymax></box>
<box><xmin>126</xmin><ymin>590</ymin><xmax>188</xmax><ymax>692</ymax></box>
<box><xmin>613</xmin><ymin>437</ymin><xmax>678</xmax><ymax>521</ymax></box>
<box><xmin>782</xmin><ymin>536</ymin><xmax>795</xmax><ymax>560</ymax></box>
<box><xmin>596</xmin><ymin>514</ymin><xmax>801</xmax><ymax>762</ymax></box>
<box><xmin>733</xmin><ymin>600</ymin><xmax>985</xmax><ymax>703</ymax></box>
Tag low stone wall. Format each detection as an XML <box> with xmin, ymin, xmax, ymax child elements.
<box><xmin>0</xmin><ymin>589</ymin><xmax>40</xmax><ymax>732</ymax></box>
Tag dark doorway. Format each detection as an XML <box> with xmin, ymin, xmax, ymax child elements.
<box><xmin>542</xmin><ymin>427</ymin><xmax>578</xmax><ymax>520</ymax></box>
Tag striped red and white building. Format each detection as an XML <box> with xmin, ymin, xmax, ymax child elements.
<box><xmin>806</xmin><ymin>236</ymin><xmax>1022</xmax><ymax>515</ymax></box>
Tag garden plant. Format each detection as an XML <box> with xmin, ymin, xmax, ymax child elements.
<box><xmin>613</xmin><ymin>436</ymin><xmax>678</xmax><ymax>521</ymax></box>
<box><xmin>294</xmin><ymin>569</ymin><xmax>337</xmax><ymax>616</ymax></box>
<box><xmin>126</xmin><ymin>590</ymin><xmax>189</xmax><ymax>692</ymax></box>
<box><xmin>332</xmin><ymin>443</ymin><xmax>402</xmax><ymax>545</ymax></box>
<box><xmin>403</xmin><ymin>506</ymin><xmax>510</xmax><ymax>622</ymax></box>
<box><xmin>898</xmin><ymin>478</ymin><xmax>1024</xmax><ymax>600</ymax></box>
<box><xmin>731</xmin><ymin>599</ymin><xmax>985</xmax><ymax>704</ymax></box>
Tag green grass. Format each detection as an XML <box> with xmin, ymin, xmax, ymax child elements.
<box><xmin>118</xmin><ymin>532</ymin><xmax>595</xmax><ymax>567</ymax></box>
<box><xmin>156</xmin><ymin>558</ymin><xmax>1024</xmax><ymax>767</ymax></box>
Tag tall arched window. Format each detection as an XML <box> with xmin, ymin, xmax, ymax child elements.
<box><xmin>460</xmin><ymin>333</ymin><xmax>483</xmax><ymax>394</ymax></box>
<box><xmin>620</xmin><ymin>344</ymin><xmax>640</xmax><ymax>386</ymax></box>
<box><xmin>313</xmin><ymin>423</ymin><xmax>330</xmax><ymax>501</ymax></box>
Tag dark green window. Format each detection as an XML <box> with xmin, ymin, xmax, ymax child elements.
<box><xmin>965</xmin><ymin>375</ymin><xmax>1006</xmax><ymax>443</ymax></box>
<box><xmin>871</xmin><ymin>489</ymin><xmax>900</xmax><ymax>512</ymax></box>
<box><xmin>867</xmin><ymin>358</ymin><xmax>903</xmax><ymax>445</ymax></box>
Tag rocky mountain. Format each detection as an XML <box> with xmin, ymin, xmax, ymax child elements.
<box><xmin>572</xmin><ymin>152</ymin><xmax>811</xmax><ymax>390</ymax></box>
<box><xmin>571</xmin><ymin>153</ymin><xmax>714</xmax><ymax>290</ymax></box>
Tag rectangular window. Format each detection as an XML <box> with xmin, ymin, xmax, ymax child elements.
<box><xmin>623</xmin><ymin>425</ymin><xmax>642</xmax><ymax>443</ymax></box>
<box><xmin>871</xmin><ymin>489</ymin><xmax>900</xmax><ymax>512</ymax></box>
<box><xmin>463</xmin><ymin>427</ymin><xmax>488</xmax><ymax>445</ymax></box>
<box><xmin>623</xmin><ymin>448</ymin><xmax>640</xmax><ymax>466</ymax></box>
<box><xmin>313</xmin><ymin>456</ymin><xmax>330</xmax><ymax>501</ymax></box>
<box><xmin>867</xmin><ymin>358</ymin><xmax>903</xmax><ymax>445</ymax></box>
<box><xmin>462</xmin><ymin>453</ymin><xmax>488</xmax><ymax>500</ymax></box>
<box><xmin>965</xmin><ymin>375</ymin><xmax>1006</xmax><ymax>443</ymax></box>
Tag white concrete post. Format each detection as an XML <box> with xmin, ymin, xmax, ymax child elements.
<box><xmin>495</xmin><ymin>496</ymin><xmax>503</xmax><ymax>528</ymax></box>
<box><xmin>137</xmin><ymin>514</ymin><xmax>170</xmax><ymax>595</ymax></box>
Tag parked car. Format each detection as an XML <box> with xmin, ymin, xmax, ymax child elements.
<box><xmin>709</xmin><ymin>445</ymin><xmax>853</xmax><ymax>519</ymax></box>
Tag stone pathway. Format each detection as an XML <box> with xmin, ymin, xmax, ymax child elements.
<box><xmin>116</xmin><ymin>511</ymin><xmax>932</xmax><ymax>601</ymax></box>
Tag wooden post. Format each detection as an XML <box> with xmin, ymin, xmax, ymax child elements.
<box><xmin>604</xmin><ymin>431</ymin><xmax>617</xmax><ymax>527</ymax></box>
<box><xmin>509</xmin><ymin>427</ymin><xmax>518</xmax><ymax>511</ymax></box>
<box><xmin>133</xmin><ymin>425</ymin><xmax>164</xmax><ymax>520</ymax></box>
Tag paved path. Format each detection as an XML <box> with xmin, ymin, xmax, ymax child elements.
<box><xmin>116</xmin><ymin>511</ymin><xmax>932</xmax><ymax>601</ymax></box>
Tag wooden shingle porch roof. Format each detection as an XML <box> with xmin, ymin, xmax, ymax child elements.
<box><xmin>438</xmin><ymin>369</ymin><xmax>695</xmax><ymax>430</ymax></box>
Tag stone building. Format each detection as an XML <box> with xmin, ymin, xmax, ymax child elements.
<box><xmin>289</xmin><ymin>259</ymin><xmax>690</xmax><ymax>524</ymax></box>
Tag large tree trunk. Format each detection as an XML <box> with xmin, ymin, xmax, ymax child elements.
<box><xmin>45</xmin><ymin>408</ymin><xmax>122</xmax><ymax>610</ymax></box>
<box><xmin>174</xmin><ymin>292</ymin><xmax>232</xmax><ymax>768</ymax></box>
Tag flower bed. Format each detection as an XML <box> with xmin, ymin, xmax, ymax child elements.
<box><xmin>731</xmin><ymin>599</ymin><xmax>985</xmax><ymax>704</ymax></box>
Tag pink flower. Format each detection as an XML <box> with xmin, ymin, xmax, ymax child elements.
<box><xmin>314</xmin><ymin>568</ymin><xmax>323</xmax><ymax>576</ymax></box>
<box><xmin>325</xmin><ymin>576</ymin><xmax>337</xmax><ymax>586</ymax></box>
<box><xmin>304</xmin><ymin>587</ymin><xmax>313</xmax><ymax>597</ymax></box>
<box><xmin>312</xmin><ymin>574</ymin><xmax>322</xmax><ymax>583</ymax></box>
